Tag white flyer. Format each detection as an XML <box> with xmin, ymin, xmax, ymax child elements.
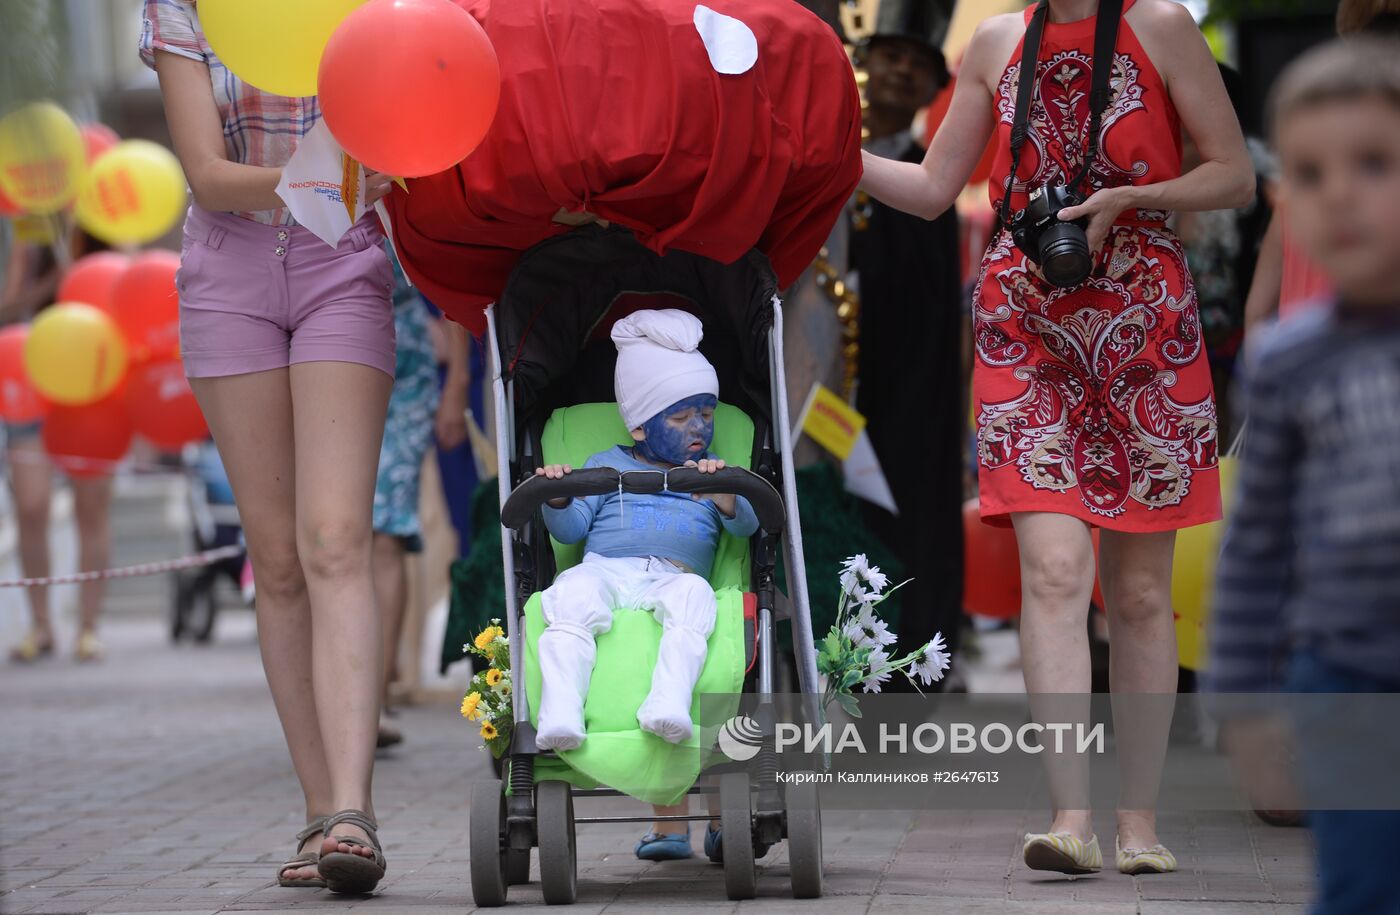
<box><xmin>274</xmin><ymin>119</ymin><xmax>366</xmax><ymax>249</ymax></box>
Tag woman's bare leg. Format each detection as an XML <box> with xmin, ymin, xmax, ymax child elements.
<box><xmin>191</xmin><ymin>370</ymin><xmax>332</xmax><ymax>880</ymax></box>
<box><xmin>71</xmin><ymin>475</ymin><xmax>113</xmax><ymax>639</ymax></box>
<box><xmin>7</xmin><ymin>440</ymin><xmax>54</xmax><ymax>648</ymax></box>
<box><xmin>289</xmin><ymin>361</ymin><xmax>391</xmax><ymax>858</ymax></box>
<box><xmin>372</xmin><ymin>532</ymin><xmax>407</xmax><ymax>702</ymax></box>
<box><xmin>1099</xmin><ymin>529</ymin><xmax>1179</xmax><ymax>850</ymax></box>
<box><xmin>1010</xmin><ymin>511</ymin><xmax>1097</xmax><ymax>841</ymax></box>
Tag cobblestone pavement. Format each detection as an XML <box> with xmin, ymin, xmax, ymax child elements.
<box><xmin>1</xmin><ymin>615</ymin><xmax>1314</xmax><ymax>914</ymax></box>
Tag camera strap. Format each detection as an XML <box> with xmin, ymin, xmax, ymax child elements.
<box><xmin>997</xmin><ymin>0</ymin><xmax>1124</xmax><ymax>231</ymax></box>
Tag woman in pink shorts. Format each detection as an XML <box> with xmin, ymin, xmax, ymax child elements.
<box><xmin>142</xmin><ymin>0</ymin><xmax>393</xmax><ymax>893</ymax></box>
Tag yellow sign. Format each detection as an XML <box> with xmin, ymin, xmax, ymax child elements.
<box><xmin>1171</xmin><ymin>456</ymin><xmax>1239</xmax><ymax>671</ymax></box>
<box><xmin>798</xmin><ymin>382</ymin><xmax>867</xmax><ymax>461</ymax></box>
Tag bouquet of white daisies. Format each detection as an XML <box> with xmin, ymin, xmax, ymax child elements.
<box><xmin>815</xmin><ymin>555</ymin><xmax>951</xmax><ymax>717</ymax></box>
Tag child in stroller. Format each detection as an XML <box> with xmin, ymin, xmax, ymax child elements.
<box><xmin>533</xmin><ymin>309</ymin><xmax>757</xmax><ymax>859</ymax></box>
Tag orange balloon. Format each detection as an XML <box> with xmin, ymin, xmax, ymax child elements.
<box><xmin>81</xmin><ymin>123</ymin><xmax>120</xmax><ymax>164</ymax></box>
<box><xmin>42</xmin><ymin>388</ymin><xmax>134</xmax><ymax>478</ymax></box>
<box><xmin>109</xmin><ymin>249</ymin><xmax>181</xmax><ymax>362</ymax></box>
<box><xmin>318</xmin><ymin>0</ymin><xmax>501</xmax><ymax>177</ymax></box>
<box><xmin>57</xmin><ymin>251</ymin><xmax>132</xmax><ymax>312</ymax></box>
<box><xmin>126</xmin><ymin>360</ymin><xmax>208</xmax><ymax>451</ymax></box>
<box><xmin>962</xmin><ymin>499</ymin><xmax>1022</xmax><ymax>620</ymax></box>
<box><xmin>0</xmin><ymin>325</ymin><xmax>50</xmax><ymax>423</ymax></box>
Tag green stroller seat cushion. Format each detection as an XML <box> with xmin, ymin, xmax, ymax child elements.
<box><xmin>521</xmin><ymin>402</ymin><xmax>753</xmax><ymax>806</ymax></box>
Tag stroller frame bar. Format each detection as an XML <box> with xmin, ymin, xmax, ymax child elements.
<box><xmin>768</xmin><ymin>301</ymin><xmax>819</xmax><ymax>697</ymax></box>
<box><xmin>488</xmin><ymin>305</ymin><xmax>537</xmax><ymax>737</ymax></box>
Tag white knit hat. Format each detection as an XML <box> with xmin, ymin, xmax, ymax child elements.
<box><xmin>611</xmin><ymin>309</ymin><xmax>719</xmax><ymax>430</ymax></box>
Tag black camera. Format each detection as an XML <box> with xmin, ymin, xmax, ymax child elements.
<box><xmin>1009</xmin><ymin>183</ymin><xmax>1093</xmax><ymax>288</ymax></box>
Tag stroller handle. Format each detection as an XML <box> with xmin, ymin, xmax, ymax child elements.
<box><xmin>501</xmin><ymin>466</ymin><xmax>785</xmax><ymax>534</ymax></box>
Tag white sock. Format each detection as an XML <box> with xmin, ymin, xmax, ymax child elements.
<box><xmin>638</xmin><ymin>698</ymin><xmax>694</xmax><ymax>744</ymax></box>
<box><xmin>535</xmin><ymin>720</ymin><xmax>586</xmax><ymax>752</ymax></box>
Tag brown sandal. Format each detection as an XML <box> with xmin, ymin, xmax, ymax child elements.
<box><xmin>317</xmin><ymin>809</ymin><xmax>386</xmax><ymax>894</ymax></box>
<box><xmin>277</xmin><ymin>816</ymin><xmax>329</xmax><ymax>888</ymax></box>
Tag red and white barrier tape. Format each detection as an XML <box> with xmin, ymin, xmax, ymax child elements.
<box><xmin>3</xmin><ymin>447</ymin><xmax>187</xmax><ymax>476</ymax></box>
<box><xmin>0</xmin><ymin>544</ymin><xmax>244</xmax><ymax>588</ymax></box>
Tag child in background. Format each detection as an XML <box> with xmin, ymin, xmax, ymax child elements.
<box><xmin>1210</xmin><ymin>36</ymin><xmax>1400</xmax><ymax>915</ymax></box>
<box><xmin>533</xmin><ymin>309</ymin><xmax>758</xmax><ymax>860</ymax></box>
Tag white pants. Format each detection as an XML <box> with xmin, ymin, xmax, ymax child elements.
<box><xmin>536</xmin><ymin>553</ymin><xmax>717</xmax><ymax>750</ymax></box>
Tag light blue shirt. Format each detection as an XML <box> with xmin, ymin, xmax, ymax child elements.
<box><xmin>541</xmin><ymin>446</ymin><xmax>759</xmax><ymax>579</ymax></box>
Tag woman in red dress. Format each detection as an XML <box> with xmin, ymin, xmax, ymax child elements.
<box><xmin>861</xmin><ymin>0</ymin><xmax>1254</xmax><ymax>874</ymax></box>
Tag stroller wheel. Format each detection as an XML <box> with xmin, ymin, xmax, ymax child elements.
<box><xmin>719</xmin><ymin>771</ymin><xmax>757</xmax><ymax>900</ymax></box>
<box><xmin>536</xmin><ymin>780</ymin><xmax>577</xmax><ymax>904</ymax></box>
<box><xmin>784</xmin><ymin>773</ymin><xmax>823</xmax><ymax>898</ymax></box>
<box><xmin>170</xmin><ymin>574</ymin><xmax>190</xmax><ymax>643</ymax></box>
<box><xmin>469</xmin><ymin>779</ymin><xmax>509</xmax><ymax>906</ymax></box>
<box><xmin>505</xmin><ymin>844</ymin><xmax>531</xmax><ymax>886</ymax></box>
<box><xmin>189</xmin><ymin>585</ymin><xmax>217</xmax><ymax>643</ymax></box>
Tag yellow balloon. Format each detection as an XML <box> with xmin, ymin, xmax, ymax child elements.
<box><xmin>75</xmin><ymin>140</ymin><xmax>188</xmax><ymax>245</ymax></box>
<box><xmin>0</xmin><ymin>102</ymin><xmax>87</xmax><ymax>215</ymax></box>
<box><xmin>23</xmin><ymin>303</ymin><xmax>129</xmax><ymax>407</ymax></box>
<box><xmin>199</xmin><ymin>0</ymin><xmax>367</xmax><ymax>97</ymax></box>
<box><xmin>1171</xmin><ymin>457</ymin><xmax>1239</xmax><ymax>672</ymax></box>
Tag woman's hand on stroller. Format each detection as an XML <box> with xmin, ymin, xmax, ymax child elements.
<box><xmin>536</xmin><ymin>464</ymin><xmax>575</xmax><ymax>507</ymax></box>
<box><xmin>684</xmin><ymin>459</ymin><xmax>736</xmax><ymax>518</ymax></box>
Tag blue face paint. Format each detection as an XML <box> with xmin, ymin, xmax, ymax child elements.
<box><xmin>633</xmin><ymin>394</ymin><xmax>717</xmax><ymax>466</ymax></box>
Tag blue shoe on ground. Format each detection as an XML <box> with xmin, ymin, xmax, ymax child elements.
<box><xmin>704</xmin><ymin>823</ymin><xmax>723</xmax><ymax>863</ymax></box>
<box><xmin>635</xmin><ymin>830</ymin><xmax>693</xmax><ymax>861</ymax></box>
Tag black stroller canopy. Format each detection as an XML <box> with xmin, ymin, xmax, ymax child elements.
<box><xmin>494</xmin><ymin>225</ymin><xmax>779</xmax><ymax>426</ymax></box>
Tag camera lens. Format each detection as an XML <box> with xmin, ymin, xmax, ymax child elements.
<box><xmin>1039</xmin><ymin>222</ymin><xmax>1092</xmax><ymax>287</ymax></box>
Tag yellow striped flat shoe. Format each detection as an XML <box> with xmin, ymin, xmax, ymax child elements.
<box><xmin>1022</xmin><ymin>832</ymin><xmax>1103</xmax><ymax>874</ymax></box>
<box><xmin>1116</xmin><ymin>837</ymin><xmax>1177</xmax><ymax>874</ymax></box>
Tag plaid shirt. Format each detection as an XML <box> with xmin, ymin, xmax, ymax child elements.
<box><xmin>140</xmin><ymin>0</ymin><xmax>318</xmax><ymax>226</ymax></box>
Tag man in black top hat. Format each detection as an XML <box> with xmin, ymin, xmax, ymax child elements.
<box><xmin>850</xmin><ymin>0</ymin><xmax>966</xmax><ymax>690</ymax></box>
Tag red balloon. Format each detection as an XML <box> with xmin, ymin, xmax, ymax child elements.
<box><xmin>42</xmin><ymin>388</ymin><xmax>134</xmax><ymax>478</ymax></box>
<box><xmin>318</xmin><ymin>0</ymin><xmax>501</xmax><ymax>177</ymax></box>
<box><xmin>57</xmin><ymin>251</ymin><xmax>132</xmax><ymax>313</ymax></box>
<box><xmin>81</xmin><ymin>123</ymin><xmax>121</xmax><ymax>164</ymax></box>
<box><xmin>0</xmin><ymin>183</ymin><xmax>21</xmax><ymax>217</ymax></box>
<box><xmin>109</xmin><ymin>249</ymin><xmax>181</xmax><ymax>362</ymax></box>
<box><xmin>962</xmin><ymin>499</ymin><xmax>1023</xmax><ymax>620</ymax></box>
<box><xmin>0</xmin><ymin>325</ymin><xmax>50</xmax><ymax>423</ymax></box>
<box><xmin>961</xmin><ymin>499</ymin><xmax>1107</xmax><ymax>619</ymax></box>
<box><xmin>126</xmin><ymin>359</ymin><xmax>207</xmax><ymax>451</ymax></box>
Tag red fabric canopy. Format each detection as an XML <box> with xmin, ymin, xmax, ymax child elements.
<box><xmin>384</xmin><ymin>0</ymin><xmax>863</xmax><ymax>334</ymax></box>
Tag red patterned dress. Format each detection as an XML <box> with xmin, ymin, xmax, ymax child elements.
<box><xmin>973</xmin><ymin>0</ymin><xmax>1221</xmax><ymax>531</ymax></box>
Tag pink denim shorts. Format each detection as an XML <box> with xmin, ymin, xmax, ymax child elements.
<box><xmin>176</xmin><ymin>205</ymin><xmax>396</xmax><ymax>379</ymax></box>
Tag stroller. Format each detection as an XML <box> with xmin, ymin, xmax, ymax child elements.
<box><xmin>170</xmin><ymin>442</ymin><xmax>246</xmax><ymax>642</ymax></box>
<box><xmin>468</xmin><ymin>225</ymin><xmax>825</xmax><ymax>906</ymax></box>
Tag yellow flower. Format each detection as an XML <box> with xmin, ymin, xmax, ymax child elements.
<box><xmin>486</xmin><ymin>668</ymin><xmax>504</xmax><ymax>687</ymax></box>
<box><xmin>474</xmin><ymin>626</ymin><xmax>504</xmax><ymax>650</ymax></box>
<box><xmin>480</xmin><ymin>721</ymin><xmax>498</xmax><ymax>740</ymax></box>
<box><xmin>460</xmin><ymin>691</ymin><xmax>483</xmax><ymax>720</ymax></box>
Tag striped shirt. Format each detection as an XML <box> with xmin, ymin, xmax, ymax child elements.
<box><xmin>139</xmin><ymin>0</ymin><xmax>318</xmax><ymax>226</ymax></box>
<box><xmin>1210</xmin><ymin>304</ymin><xmax>1400</xmax><ymax>694</ymax></box>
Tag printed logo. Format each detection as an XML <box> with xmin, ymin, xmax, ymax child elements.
<box><xmin>716</xmin><ymin>715</ymin><xmax>764</xmax><ymax>761</ymax></box>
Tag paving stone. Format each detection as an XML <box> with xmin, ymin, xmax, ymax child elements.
<box><xmin>0</xmin><ymin>616</ymin><xmax>1318</xmax><ymax>913</ymax></box>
